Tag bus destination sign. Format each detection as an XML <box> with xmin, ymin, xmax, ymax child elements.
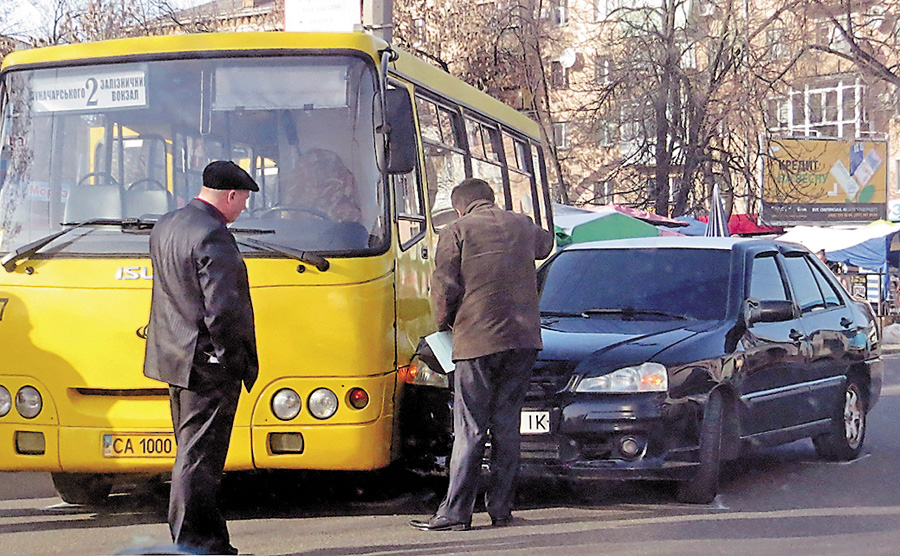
<box><xmin>32</xmin><ymin>68</ymin><xmax>148</xmax><ymax>113</ymax></box>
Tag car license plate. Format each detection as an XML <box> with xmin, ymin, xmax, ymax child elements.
<box><xmin>520</xmin><ymin>410</ymin><xmax>550</xmax><ymax>435</ymax></box>
<box><xmin>102</xmin><ymin>434</ymin><xmax>175</xmax><ymax>458</ymax></box>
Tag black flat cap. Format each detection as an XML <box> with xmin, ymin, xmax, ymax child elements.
<box><xmin>203</xmin><ymin>160</ymin><xmax>259</xmax><ymax>192</ymax></box>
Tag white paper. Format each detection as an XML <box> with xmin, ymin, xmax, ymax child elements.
<box><xmin>424</xmin><ymin>330</ymin><xmax>455</xmax><ymax>374</ymax></box>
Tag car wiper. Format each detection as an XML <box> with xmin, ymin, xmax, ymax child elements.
<box><xmin>237</xmin><ymin>237</ymin><xmax>330</xmax><ymax>272</ymax></box>
<box><xmin>540</xmin><ymin>310</ymin><xmax>585</xmax><ymax>318</ymax></box>
<box><xmin>581</xmin><ymin>308</ymin><xmax>687</xmax><ymax>320</ymax></box>
<box><xmin>1</xmin><ymin>218</ymin><xmax>154</xmax><ymax>272</ymax></box>
<box><xmin>228</xmin><ymin>227</ymin><xmax>275</xmax><ymax>235</ymax></box>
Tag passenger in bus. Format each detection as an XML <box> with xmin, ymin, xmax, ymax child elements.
<box><xmin>410</xmin><ymin>178</ymin><xmax>555</xmax><ymax>532</ymax></box>
<box><xmin>143</xmin><ymin>160</ymin><xmax>260</xmax><ymax>556</ymax></box>
<box><xmin>280</xmin><ymin>148</ymin><xmax>369</xmax><ymax>249</ymax></box>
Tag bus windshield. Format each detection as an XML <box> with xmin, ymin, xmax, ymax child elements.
<box><xmin>0</xmin><ymin>54</ymin><xmax>386</xmax><ymax>257</ymax></box>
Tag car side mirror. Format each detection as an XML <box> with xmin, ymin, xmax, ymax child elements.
<box><xmin>743</xmin><ymin>298</ymin><xmax>795</xmax><ymax>326</ymax></box>
<box><xmin>383</xmin><ymin>88</ymin><xmax>417</xmax><ymax>175</ymax></box>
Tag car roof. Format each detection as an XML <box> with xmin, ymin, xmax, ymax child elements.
<box><xmin>560</xmin><ymin>236</ymin><xmax>788</xmax><ymax>252</ymax></box>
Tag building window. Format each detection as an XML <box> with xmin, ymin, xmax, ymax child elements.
<box><xmin>593</xmin><ymin>0</ymin><xmax>609</xmax><ymax>22</ymax></box>
<box><xmin>594</xmin><ymin>56</ymin><xmax>610</xmax><ymax>85</ymax></box>
<box><xmin>553</xmin><ymin>122</ymin><xmax>570</xmax><ymax>150</ymax></box>
<box><xmin>597</xmin><ymin>120</ymin><xmax>616</xmax><ymax>147</ymax></box>
<box><xmin>596</xmin><ymin>180</ymin><xmax>615</xmax><ymax>204</ymax></box>
<box><xmin>766</xmin><ymin>26</ymin><xmax>788</xmax><ymax>60</ymax></box>
<box><xmin>766</xmin><ymin>79</ymin><xmax>870</xmax><ymax>138</ymax></box>
<box><xmin>551</xmin><ymin>61</ymin><xmax>569</xmax><ymax>89</ymax></box>
<box><xmin>551</xmin><ymin>0</ymin><xmax>568</xmax><ymax>26</ymax></box>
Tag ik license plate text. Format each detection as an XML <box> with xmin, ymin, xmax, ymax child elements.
<box><xmin>102</xmin><ymin>434</ymin><xmax>175</xmax><ymax>458</ymax></box>
<box><xmin>520</xmin><ymin>410</ymin><xmax>550</xmax><ymax>434</ymax></box>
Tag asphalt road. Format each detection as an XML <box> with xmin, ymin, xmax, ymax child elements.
<box><xmin>2</xmin><ymin>355</ymin><xmax>900</xmax><ymax>555</ymax></box>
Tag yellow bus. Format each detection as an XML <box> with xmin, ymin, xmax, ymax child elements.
<box><xmin>0</xmin><ymin>31</ymin><xmax>554</xmax><ymax>504</ymax></box>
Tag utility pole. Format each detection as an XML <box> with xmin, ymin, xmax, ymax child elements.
<box><xmin>362</xmin><ymin>0</ymin><xmax>393</xmax><ymax>43</ymax></box>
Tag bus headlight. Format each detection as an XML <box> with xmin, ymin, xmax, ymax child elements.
<box><xmin>272</xmin><ymin>388</ymin><xmax>302</xmax><ymax>421</ymax></box>
<box><xmin>15</xmin><ymin>386</ymin><xmax>42</xmax><ymax>419</ymax></box>
<box><xmin>0</xmin><ymin>386</ymin><xmax>10</xmax><ymax>417</ymax></box>
<box><xmin>308</xmin><ymin>388</ymin><xmax>338</xmax><ymax>420</ymax></box>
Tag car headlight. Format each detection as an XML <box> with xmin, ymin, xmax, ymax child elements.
<box><xmin>15</xmin><ymin>386</ymin><xmax>42</xmax><ymax>419</ymax></box>
<box><xmin>271</xmin><ymin>388</ymin><xmax>302</xmax><ymax>420</ymax></box>
<box><xmin>0</xmin><ymin>386</ymin><xmax>10</xmax><ymax>417</ymax></box>
<box><xmin>402</xmin><ymin>360</ymin><xmax>450</xmax><ymax>388</ymax></box>
<box><xmin>576</xmin><ymin>362</ymin><xmax>668</xmax><ymax>393</ymax></box>
<box><xmin>308</xmin><ymin>388</ymin><xmax>338</xmax><ymax>420</ymax></box>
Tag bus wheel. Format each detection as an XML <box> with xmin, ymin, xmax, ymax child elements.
<box><xmin>51</xmin><ymin>472</ymin><xmax>113</xmax><ymax>505</ymax></box>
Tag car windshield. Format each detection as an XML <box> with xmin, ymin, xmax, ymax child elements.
<box><xmin>540</xmin><ymin>247</ymin><xmax>732</xmax><ymax>321</ymax></box>
<box><xmin>0</xmin><ymin>54</ymin><xmax>385</xmax><ymax>257</ymax></box>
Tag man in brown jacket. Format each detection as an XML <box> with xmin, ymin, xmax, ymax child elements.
<box><xmin>410</xmin><ymin>178</ymin><xmax>554</xmax><ymax>531</ymax></box>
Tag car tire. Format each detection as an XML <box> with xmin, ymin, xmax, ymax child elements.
<box><xmin>51</xmin><ymin>472</ymin><xmax>113</xmax><ymax>505</ymax></box>
<box><xmin>676</xmin><ymin>390</ymin><xmax>724</xmax><ymax>504</ymax></box>
<box><xmin>813</xmin><ymin>375</ymin><xmax>866</xmax><ymax>461</ymax></box>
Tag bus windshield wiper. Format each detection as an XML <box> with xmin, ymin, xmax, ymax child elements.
<box><xmin>581</xmin><ymin>307</ymin><xmax>687</xmax><ymax>320</ymax></box>
<box><xmin>237</xmin><ymin>237</ymin><xmax>330</xmax><ymax>272</ymax></box>
<box><xmin>2</xmin><ymin>218</ymin><xmax>155</xmax><ymax>272</ymax></box>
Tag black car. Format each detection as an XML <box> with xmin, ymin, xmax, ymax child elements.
<box><xmin>401</xmin><ymin>236</ymin><xmax>883</xmax><ymax>503</ymax></box>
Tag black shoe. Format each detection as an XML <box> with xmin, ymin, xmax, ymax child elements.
<box><xmin>409</xmin><ymin>515</ymin><xmax>471</xmax><ymax>531</ymax></box>
<box><xmin>491</xmin><ymin>515</ymin><xmax>515</xmax><ymax>527</ymax></box>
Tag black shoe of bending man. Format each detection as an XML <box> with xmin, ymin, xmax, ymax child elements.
<box><xmin>491</xmin><ymin>515</ymin><xmax>515</xmax><ymax>527</ymax></box>
<box><xmin>409</xmin><ymin>515</ymin><xmax>471</xmax><ymax>531</ymax></box>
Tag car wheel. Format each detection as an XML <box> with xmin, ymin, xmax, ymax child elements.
<box><xmin>813</xmin><ymin>376</ymin><xmax>866</xmax><ymax>461</ymax></box>
<box><xmin>51</xmin><ymin>472</ymin><xmax>113</xmax><ymax>505</ymax></box>
<box><xmin>676</xmin><ymin>390</ymin><xmax>724</xmax><ymax>504</ymax></box>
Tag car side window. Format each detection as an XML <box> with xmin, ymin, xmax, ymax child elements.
<box><xmin>808</xmin><ymin>256</ymin><xmax>843</xmax><ymax>308</ymax></box>
<box><xmin>782</xmin><ymin>254</ymin><xmax>826</xmax><ymax>313</ymax></box>
<box><xmin>749</xmin><ymin>254</ymin><xmax>789</xmax><ymax>301</ymax></box>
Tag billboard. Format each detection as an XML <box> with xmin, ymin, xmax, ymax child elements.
<box><xmin>762</xmin><ymin>138</ymin><xmax>887</xmax><ymax>225</ymax></box>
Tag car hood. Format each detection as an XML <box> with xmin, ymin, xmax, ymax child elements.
<box><xmin>539</xmin><ymin>317</ymin><xmax>715</xmax><ymax>375</ymax></box>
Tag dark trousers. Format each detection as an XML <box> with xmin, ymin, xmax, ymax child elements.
<box><xmin>168</xmin><ymin>364</ymin><xmax>241</xmax><ymax>555</ymax></box>
<box><xmin>437</xmin><ymin>348</ymin><xmax>538</xmax><ymax>523</ymax></box>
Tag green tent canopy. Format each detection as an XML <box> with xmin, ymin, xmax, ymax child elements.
<box><xmin>553</xmin><ymin>204</ymin><xmax>662</xmax><ymax>247</ymax></box>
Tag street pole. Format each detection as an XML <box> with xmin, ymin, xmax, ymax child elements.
<box><xmin>362</xmin><ymin>0</ymin><xmax>393</xmax><ymax>43</ymax></box>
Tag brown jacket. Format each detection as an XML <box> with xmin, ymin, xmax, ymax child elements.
<box><xmin>432</xmin><ymin>199</ymin><xmax>555</xmax><ymax>360</ymax></box>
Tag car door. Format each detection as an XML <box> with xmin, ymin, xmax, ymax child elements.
<box><xmin>780</xmin><ymin>250</ymin><xmax>853</xmax><ymax>424</ymax></box>
<box><xmin>739</xmin><ymin>251</ymin><xmax>811</xmax><ymax>437</ymax></box>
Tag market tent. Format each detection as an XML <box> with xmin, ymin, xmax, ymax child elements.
<box><xmin>553</xmin><ymin>204</ymin><xmax>662</xmax><ymax>246</ymax></box>
<box><xmin>584</xmin><ymin>203</ymin><xmax>688</xmax><ymax>228</ymax></box>
<box><xmin>693</xmin><ymin>213</ymin><xmax>783</xmax><ymax>236</ymax></box>
<box><xmin>777</xmin><ymin>220</ymin><xmax>900</xmax><ymax>271</ymax></box>
<box><xmin>674</xmin><ymin>216</ymin><xmax>708</xmax><ymax>236</ymax></box>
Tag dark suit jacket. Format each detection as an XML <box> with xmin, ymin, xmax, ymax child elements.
<box><xmin>143</xmin><ymin>199</ymin><xmax>258</xmax><ymax>392</ymax></box>
<box><xmin>432</xmin><ymin>200</ymin><xmax>554</xmax><ymax>361</ymax></box>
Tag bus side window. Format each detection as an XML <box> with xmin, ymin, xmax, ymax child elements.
<box><xmin>465</xmin><ymin>116</ymin><xmax>504</xmax><ymax>207</ymax></box>
<box><xmin>416</xmin><ymin>95</ymin><xmax>465</xmax><ymax>231</ymax></box>
<box><xmin>504</xmin><ymin>132</ymin><xmax>537</xmax><ymax>224</ymax></box>
<box><xmin>395</xmin><ymin>168</ymin><xmax>426</xmax><ymax>249</ymax></box>
<box><xmin>531</xmin><ymin>143</ymin><xmax>553</xmax><ymax>234</ymax></box>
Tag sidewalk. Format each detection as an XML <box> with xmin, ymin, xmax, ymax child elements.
<box><xmin>883</xmin><ymin>323</ymin><xmax>900</xmax><ymax>354</ymax></box>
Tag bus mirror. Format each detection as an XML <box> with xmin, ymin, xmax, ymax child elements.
<box><xmin>384</xmin><ymin>88</ymin><xmax>417</xmax><ymax>175</ymax></box>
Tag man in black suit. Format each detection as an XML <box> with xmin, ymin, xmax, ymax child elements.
<box><xmin>144</xmin><ymin>160</ymin><xmax>259</xmax><ymax>555</ymax></box>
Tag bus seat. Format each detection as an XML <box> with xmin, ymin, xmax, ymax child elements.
<box><xmin>124</xmin><ymin>189</ymin><xmax>173</xmax><ymax>218</ymax></box>
<box><xmin>64</xmin><ymin>185</ymin><xmax>122</xmax><ymax>223</ymax></box>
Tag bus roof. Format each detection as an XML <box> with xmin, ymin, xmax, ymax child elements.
<box><xmin>2</xmin><ymin>31</ymin><xmax>542</xmax><ymax>141</ymax></box>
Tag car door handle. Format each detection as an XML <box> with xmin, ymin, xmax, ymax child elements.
<box><xmin>789</xmin><ymin>329</ymin><xmax>805</xmax><ymax>342</ymax></box>
<box><xmin>840</xmin><ymin>317</ymin><xmax>852</xmax><ymax>328</ymax></box>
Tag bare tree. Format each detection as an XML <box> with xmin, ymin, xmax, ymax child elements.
<box><xmin>394</xmin><ymin>0</ymin><xmax>574</xmax><ymax>201</ymax></box>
